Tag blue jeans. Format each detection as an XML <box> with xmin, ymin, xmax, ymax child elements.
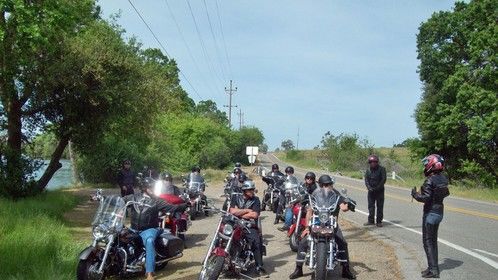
<box><xmin>139</xmin><ymin>228</ymin><xmax>160</xmax><ymax>273</ymax></box>
<box><xmin>284</xmin><ymin>207</ymin><xmax>293</xmax><ymax>227</ymax></box>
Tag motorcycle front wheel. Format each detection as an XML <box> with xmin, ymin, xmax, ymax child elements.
<box><xmin>199</xmin><ymin>255</ymin><xmax>224</xmax><ymax>280</ymax></box>
<box><xmin>289</xmin><ymin>230</ymin><xmax>301</xmax><ymax>252</ymax></box>
<box><xmin>314</xmin><ymin>241</ymin><xmax>328</xmax><ymax>280</ymax></box>
<box><xmin>76</xmin><ymin>257</ymin><xmax>104</xmax><ymax>280</ymax></box>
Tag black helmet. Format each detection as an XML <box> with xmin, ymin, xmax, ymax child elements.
<box><xmin>141</xmin><ymin>177</ymin><xmax>155</xmax><ymax>191</ymax></box>
<box><xmin>241</xmin><ymin>180</ymin><xmax>256</xmax><ymax>191</ymax></box>
<box><xmin>271</xmin><ymin>163</ymin><xmax>279</xmax><ymax>171</ymax></box>
<box><xmin>304</xmin><ymin>172</ymin><xmax>316</xmax><ymax>180</ymax></box>
<box><xmin>233</xmin><ymin>167</ymin><xmax>242</xmax><ymax>174</ymax></box>
<box><xmin>191</xmin><ymin>166</ymin><xmax>201</xmax><ymax>173</ymax></box>
<box><xmin>318</xmin><ymin>175</ymin><xmax>335</xmax><ymax>186</ymax></box>
<box><xmin>123</xmin><ymin>159</ymin><xmax>131</xmax><ymax>166</ymax></box>
<box><xmin>235</xmin><ymin>162</ymin><xmax>242</xmax><ymax>168</ymax></box>
<box><xmin>161</xmin><ymin>172</ymin><xmax>173</xmax><ymax>182</ymax></box>
<box><xmin>238</xmin><ymin>173</ymin><xmax>248</xmax><ymax>182</ymax></box>
<box><xmin>285</xmin><ymin>166</ymin><xmax>294</xmax><ymax>174</ymax></box>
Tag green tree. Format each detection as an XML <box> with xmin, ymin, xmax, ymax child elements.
<box><xmin>415</xmin><ymin>0</ymin><xmax>497</xmax><ymax>186</ymax></box>
<box><xmin>281</xmin><ymin>139</ymin><xmax>295</xmax><ymax>151</ymax></box>
<box><xmin>195</xmin><ymin>100</ymin><xmax>228</xmax><ymax>125</ymax></box>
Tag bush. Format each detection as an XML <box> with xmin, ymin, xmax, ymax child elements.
<box><xmin>286</xmin><ymin>149</ymin><xmax>304</xmax><ymax>161</ymax></box>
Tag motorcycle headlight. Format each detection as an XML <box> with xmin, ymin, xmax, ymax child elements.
<box><xmin>92</xmin><ymin>224</ymin><xmax>110</xmax><ymax>240</ymax></box>
<box><xmin>223</xmin><ymin>224</ymin><xmax>234</xmax><ymax>236</ymax></box>
<box><xmin>318</xmin><ymin>211</ymin><xmax>329</xmax><ymax>224</ymax></box>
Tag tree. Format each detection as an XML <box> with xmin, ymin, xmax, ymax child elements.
<box><xmin>281</xmin><ymin>139</ymin><xmax>295</xmax><ymax>151</ymax></box>
<box><xmin>195</xmin><ymin>100</ymin><xmax>228</xmax><ymax>125</ymax></box>
<box><xmin>415</xmin><ymin>0</ymin><xmax>497</xmax><ymax>186</ymax></box>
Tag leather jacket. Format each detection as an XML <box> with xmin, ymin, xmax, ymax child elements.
<box><xmin>124</xmin><ymin>192</ymin><xmax>187</xmax><ymax>231</ymax></box>
<box><xmin>413</xmin><ymin>173</ymin><xmax>449</xmax><ymax>214</ymax></box>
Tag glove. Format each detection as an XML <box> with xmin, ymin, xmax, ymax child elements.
<box><xmin>411</xmin><ymin>187</ymin><xmax>417</xmax><ymax>198</ymax></box>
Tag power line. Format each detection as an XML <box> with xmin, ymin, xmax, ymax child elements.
<box><xmin>215</xmin><ymin>0</ymin><xmax>233</xmax><ymax>78</ymax></box>
<box><xmin>127</xmin><ymin>0</ymin><xmax>202</xmax><ymax>99</ymax></box>
<box><xmin>186</xmin><ymin>0</ymin><xmax>225</xmax><ymax>90</ymax></box>
<box><xmin>202</xmin><ymin>0</ymin><xmax>227</xmax><ymax>81</ymax></box>
<box><xmin>164</xmin><ymin>0</ymin><xmax>218</xmax><ymax>97</ymax></box>
<box><xmin>224</xmin><ymin>80</ymin><xmax>237</xmax><ymax>127</ymax></box>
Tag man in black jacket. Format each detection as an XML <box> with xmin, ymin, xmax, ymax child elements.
<box><xmin>364</xmin><ymin>155</ymin><xmax>386</xmax><ymax>227</ymax></box>
<box><xmin>117</xmin><ymin>160</ymin><xmax>136</xmax><ymax>197</ymax></box>
<box><xmin>124</xmin><ymin>178</ymin><xmax>188</xmax><ymax>280</ymax></box>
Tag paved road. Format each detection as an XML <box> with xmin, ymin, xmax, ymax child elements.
<box><xmin>261</xmin><ymin>153</ymin><xmax>498</xmax><ymax>280</ymax></box>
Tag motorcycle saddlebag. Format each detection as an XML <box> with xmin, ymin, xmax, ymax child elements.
<box><xmin>155</xmin><ymin>233</ymin><xmax>183</xmax><ymax>258</ymax></box>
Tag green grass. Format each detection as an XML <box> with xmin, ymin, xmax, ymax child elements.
<box><xmin>0</xmin><ymin>191</ymin><xmax>86</xmax><ymax>280</ymax></box>
<box><xmin>276</xmin><ymin>149</ymin><xmax>498</xmax><ymax>203</ymax></box>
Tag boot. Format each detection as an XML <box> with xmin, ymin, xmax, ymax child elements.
<box><xmin>341</xmin><ymin>264</ymin><xmax>356</xmax><ymax>279</ymax></box>
<box><xmin>256</xmin><ymin>266</ymin><xmax>269</xmax><ymax>278</ymax></box>
<box><xmin>421</xmin><ymin>268</ymin><xmax>430</xmax><ymax>276</ymax></box>
<box><xmin>289</xmin><ymin>265</ymin><xmax>303</xmax><ymax>279</ymax></box>
<box><xmin>146</xmin><ymin>272</ymin><xmax>155</xmax><ymax>280</ymax></box>
<box><xmin>421</xmin><ymin>269</ymin><xmax>439</xmax><ymax>278</ymax></box>
<box><xmin>274</xmin><ymin>217</ymin><xmax>280</xmax><ymax>224</ymax></box>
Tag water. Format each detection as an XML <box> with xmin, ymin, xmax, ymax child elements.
<box><xmin>34</xmin><ymin>159</ymin><xmax>74</xmax><ymax>190</ymax></box>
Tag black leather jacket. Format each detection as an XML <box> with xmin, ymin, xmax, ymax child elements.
<box><xmin>365</xmin><ymin>166</ymin><xmax>386</xmax><ymax>192</ymax></box>
<box><xmin>413</xmin><ymin>173</ymin><xmax>449</xmax><ymax>214</ymax></box>
<box><xmin>123</xmin><ymin>192</ymin><xmax>187</xmax><ymax>231</ymax></box>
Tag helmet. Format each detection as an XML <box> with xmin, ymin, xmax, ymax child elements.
<box><xmin>235</xmin><ymin>162</ymin><xmax>242</xmax><ymax>168</ymax></box>
<box><xmin>285</xmin><ymin>166</ymin><xmax>294</xmax><ymax>174</ymax></box>
<box><xmin>241</xmin><ymin>180</ymin><xmax>256</xmax><ymax>191</ymax></box>
<box><xmin>368</xmin><ymin>155</ymin><xmax>379</xmax><ymax>163</ymax></box>
<box><xmin>271</xmin><ymin>164</ymin><xmax>279</xmax><ymax>171</ymax></box>
<box><xmin>233</xmin><ymin>167</ymin><xmax>242</xmax><ymax>174</ymax></box>
<box><xmin>191</xmin><ymin>166</ymin><xmax>201</xmax><ymax>173</ymax></box>
<box><xmin>141</xmin><ymin>177</ymin><xmax>155</xmax><ymax>191</ymax></box>
<box><xmin>318</xmin><ymin>175</ymin><xmax>335</xmax><ymax>186</ymax></box>
<box><xmin>161</xmin><ymin>172</ymin><xmax>173</xmax><ymax>182</ymax></box>
<box><xmin>123</xmin><ymin>159</ymin><xmax>131</xmax><ymax>166</ymax></box>
<box><xmin>304</xmin><ymin>172</ymin><xmax>316</xmax><ymax>180</ymax></box>
<box><xmin>422</xmin><ymin>154</ymin><xmax>444</xmax><ymax>176</ymax></box>
<box><xmin>238</xmin><ymin>173</ymin><xmax>248</xmax><ymax>182</ymax></box>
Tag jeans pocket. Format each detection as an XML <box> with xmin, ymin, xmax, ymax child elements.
<box><xmin>426</xmin><ymin>212</ymin><xmax>443</xmax><ymax>225</ymax></box>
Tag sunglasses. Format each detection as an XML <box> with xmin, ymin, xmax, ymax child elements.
<box><xmin>305</xmin><ymin>177</ymin><xmax>313</xmax><ymax>180</ymax></box>
<box><xmin>322</xmin><ymin>183</ymin><xmax>332</xmax><ymax>187</ymax></box>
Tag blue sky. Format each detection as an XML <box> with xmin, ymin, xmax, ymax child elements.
<box><xmin>99</xmin><ymin>0</ymin><xmax>457</xmax><ymax>149</ymax></box>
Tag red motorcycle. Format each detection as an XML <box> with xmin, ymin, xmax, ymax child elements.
<box><xmin>155</xmin><ymin>181</ymin><xmax>191</xmax><ymax>241</ymax></box>
<box><xmin>288</xmin><ymin>199</ymin><xmax>308</xmax><ymax>252</ymax></box>
<box><xmin>198</xmin><ymin>210</ymin><xmax>265</xmax><ymax>280</ymax></box>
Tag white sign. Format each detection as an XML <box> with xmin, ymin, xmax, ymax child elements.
<box><xmin>246</xmin><ymin>146</ymin><xmax>259</xmax><ymax>156</ymax></box>
<box><xmin>248</xmin><ymin>155</ymin><xmax>257</xmax><ymax>164</ymax></box>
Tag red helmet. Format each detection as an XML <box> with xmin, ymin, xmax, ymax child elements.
<box><xmin>422</xmin><ymin>154</ymin><xmax>444</xmax><ymax>176</ymax></box>
<box><xmin>368</xmin><ymin>155</ymin><xmax>379</xmax><ymax>163</ymax></box>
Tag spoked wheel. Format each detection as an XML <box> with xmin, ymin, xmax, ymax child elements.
<box><xmin>199</xmin><ymin>255</ymin><xmax>224</xmax><ymax>280</ymax></box>
<box><xmin>76</xmin><ymin>256</ymin><xmax>104</xmax><ymax>280</ymax></box>
<box><xmin>289</xmin><ymin>229</ymin><xmax>301</xmax><ymax>252</ymax></box>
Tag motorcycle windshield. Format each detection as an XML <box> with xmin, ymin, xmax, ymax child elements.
<box><xmin>92</xmin><ymin>195</ymin><xmax>126</xmax><ymax>231</ymax></box>
<box><xmin>154</xmin><ymin>180</ymin><xmax>175</xmax><ymax>196</ymax></box>
<box><xmin>311</xmin><ymin>188</ymin><xmax>340</xmax><ymax>211</ymax></box>
<box><xmin>284</xmin><ymin>176</ymin><xmax>301</xmax><ymax>195</ymax></box>
<box><xmin>187</xmin><ymin>174</ymin><xmax>204</xmax><ymax>191</ymax></box>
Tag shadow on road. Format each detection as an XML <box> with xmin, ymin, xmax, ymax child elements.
<box><xmin>439</xmin><ymin>258</ymin><xmax>463</xmax><ymax>271</ymax></box>
<box><xmin>264</xmin><ymin>249</ymin><xmax>296</xmax><ymax>273</ymax></box>
<box><xmin>350</xmin><ymin>260</ymin><xmax>377</xmax><ymax>273</ymax></box>
<box><xmin>186</xmin><ymin>233</ymin><xmax>209</xmax><ymax>248</ymax></box>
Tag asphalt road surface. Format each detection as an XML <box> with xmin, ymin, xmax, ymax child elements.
<box><xmin>260</xmin><ymin>153</ymin><xmax>498</xmax><ymax>280</ymax></box>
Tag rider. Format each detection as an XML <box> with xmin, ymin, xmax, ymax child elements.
<box><xmin>274</xmin><ymin>166</ymin><xmax>296</xmax><ymax>224</ymax></box>
<box><xmin>411</xmin><ymin>154</ymin><xmax>449</xmax><ymax>278</ymax></box>
<box><xmin>270</xmin><ymin>163</ymin><xmax>285</xmax><ymax>177</ymax></box>
<box><xmin>279</xmin><ymin>171</ymin><xmax>318</xmax><ymax>231</ymax></box>
<box><xmin>157</xmin><ymin>172</ymin><xmax>185</xmax><ymax>205</ymax></box>
<box><xmin>364</xmin><ymin>155</ymin><xmax>387</xmax><ymax>227</ymax></box>
<box><xmin>229</xmin><ymin>180</ymin><xmax>268</xmax><ymax>277</ymax></box>
<box><xmin>289</xmin><ymin>175</ymin><xmax>355</xmax><ymax>280</ymax></box>
<box><xmin>117</xmin><ymin>159</ymin><xmax>136</xmax><ymax>197</ymax></box>
<box><xmin>123</xmin><ymin>177</ymin><xmax>188</xmax><ymax>280</ymax></box>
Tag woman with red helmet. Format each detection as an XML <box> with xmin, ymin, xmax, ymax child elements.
<box><xmin>411</xmin><ymin>154</ymin><xmax>450</xmax><ymax>278</ymax></box>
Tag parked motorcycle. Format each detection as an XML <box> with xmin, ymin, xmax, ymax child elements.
<box><xmin>198</xmin><ymin>209</ymin><xmax>266</xmax><ymax>280</ymax></box>
<box><xmin>285</xmin><ymin>183</ymin><xmax>308</xmax><ymax>252</ymax></box>
<box><xmin>77</xmin><ymin>190</ymin><xmax>184</xmax><ymax>280</ymax></box>
<box><xmin>154</xmin><ymin>180</ymin><xmax>191</xmax><ymax>241</ymax></box>
<box><xmin>261</xmin><ymin>175</ymin><xmax>284</xmax><ymax>212</ymax></box>
<box><xmin>184</xmin><ymin>173</ymin><xmax>209</xmax><ymax>220</ymax></box>
<box><xmin>305</xmin><ymin>189</ymin><xmax>356</xmax><ymax>279</ymax></box>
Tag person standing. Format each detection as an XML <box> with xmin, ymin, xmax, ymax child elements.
<box><xmin>117</xmin><ymin>159</ymin><xmax>136</xmax><ymax>197</ymax></box>
<box><xmin>411</xmin><ymin>154</ymin><xmax>449</xmax><ymax>278</ymax></box>
<box><xmin>364</xmin><ymin>155</ymin><xmax>386</xmax><ymax>227</ymax></box>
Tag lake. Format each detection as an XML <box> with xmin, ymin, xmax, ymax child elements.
<box><xmin>34</xmin><ymin>159</ymin><xmax>74</xmax><ymax>190</ymax></box>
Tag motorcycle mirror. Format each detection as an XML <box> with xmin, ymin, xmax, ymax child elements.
<box><xmin>137</xmin><ymin>172</ymin><xmax>143</xmax><ymax>177</ymax></box>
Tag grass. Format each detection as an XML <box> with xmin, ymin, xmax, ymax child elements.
<box><xmin>0</xmin><ymin>191</ymin><xmax>86</xmax><ymax>280</ymax></box>
<box><xmin>276</xmin><ymin>149</ymin><xmax>498</xmax><ymax>203</ymax></box>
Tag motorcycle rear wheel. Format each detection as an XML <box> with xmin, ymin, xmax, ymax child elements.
<box><xmin>199</xmin><ymin>255</ymin><xmax>224</xmax><ymax>280</ymax></box>
<box><xmin>314</xmin><ymin>241</ymin><xmax>328</xmax><ymax>280</ymax></box>
<box><xmin>76</xmin><ymin>257</ymin><xmax>104</xmax><ymax>280</ymax></box>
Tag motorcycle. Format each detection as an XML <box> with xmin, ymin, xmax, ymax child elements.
<box><xmin>261</xmin><ymin>175</ymin><xmax>284</xmax><ymax>212</ymax></box>
<box><xmin>198</xmin><ymin>209</ymin><xmax>266</xmax><ymax>280</ymax></box>
<box><xmin>286</xmin><ymin>184</ymin><xmax>308</xmax><ymax>252</ymax></box>
<box><xmin>305</xmin><ymin>189</ymin><xmax>356</xmax><ymax>279</ymax></box>
<box><xmin>77</xmin><ymin>190</ymin><xmax>184</xmax><ymax>280</ymax></box>
<box><xmin>184</xmin><ymin>173</ymin><xmax>209</xmax><ymax>220</ymax></box>
<box><xmin>154</xmin><ymin>180</ymin><xmax>192</xmax><ymax>241</ymax></box>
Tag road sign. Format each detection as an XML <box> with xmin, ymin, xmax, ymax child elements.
<box><xmin>248</xmin><ymin>155</ymin><xmax>257</xmax><ymax>164</ymax></box>
<box><xmin>246</xmin><ymin>146</ymin><xmax>259</xmax><ymax>155</ymax></box>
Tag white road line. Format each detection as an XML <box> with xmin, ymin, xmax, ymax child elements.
<box><xmin>354</xmin><ymin>209</ymin><xmax>498</xmax><ymax>270</ymax></box>
<box><xmin>473</xmin><ymin>249</ymin><xmax>498</xmax><ymax>259</ymax></box>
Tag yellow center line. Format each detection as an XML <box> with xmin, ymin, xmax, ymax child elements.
<box><xmin>340</xmin><ymin>183</ymin><xmax>498</xmax><ymax>221</ymax></box>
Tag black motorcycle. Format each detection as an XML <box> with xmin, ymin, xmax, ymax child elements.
<box><xmin>76</xmin><ymin>190</ymin><xmax>184</xmax><ymax>280</ymax></box>
<box><xmin>184</xmin><ymin>173</ymin><xmax>209</xmax><ymax>220</ymax></box>
<box><xmin>261</xmin><ymin>175</ymin><xmax>284</xmax><ymax>212</ymax></box>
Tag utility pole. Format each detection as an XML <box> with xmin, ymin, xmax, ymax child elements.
<box><xmin>224</xmin><ymin>80</ymin><xmax>237</xmax><ymax>127</ymax></box>
<box><xmin>296</xmin><ymin>126</ymin><xmax>300</xmax><ymax>150</ymax></box>
<box><xmin>237</xmin><ymin>108</ymin><xmax>244</xmax><ymax>130</ymax></box>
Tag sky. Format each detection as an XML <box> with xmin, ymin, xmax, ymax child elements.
<box><xmin>98</xmin><ymin>0</ymin><xmax>458</xmax><ymax>150</ymax></box>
